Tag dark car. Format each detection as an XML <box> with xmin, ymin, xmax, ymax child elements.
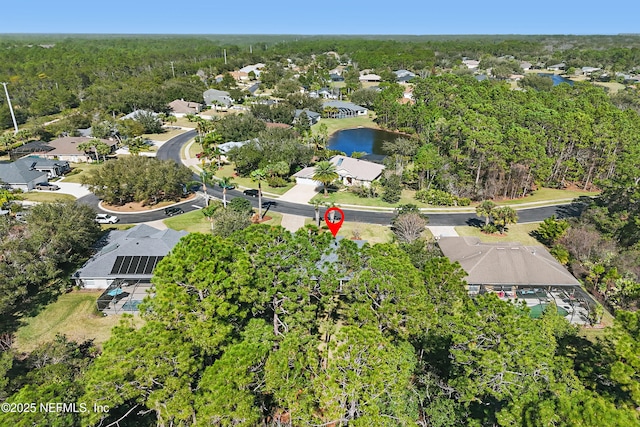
<box><xmin>262</xmin><ymin>201</ymin><xmax>277</xmax><ymax>209</ymax></box>
<box><xmin>35</xmin><ymin>182</ymin><xmax>60</xmax><ymax>191</ymax></box>
<box><xmin>243</xmin><ymin>189</ymin><xmax>259</xmax><ymax>197</ymax></box>
<box><xmin>164</xmin><ymin>207</ymin><xmax>184</xmax><ymax>217</ymax></box>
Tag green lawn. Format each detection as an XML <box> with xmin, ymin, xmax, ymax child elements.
<box><xmin>164</xmin><ymin>207</ymin><xmax>284</xmax><ymax>233</ymax></box>
<box><xmin>172</xmin><ymin>117</ymin><xmax>198</xmax><ymax>128</ymax></box>
<box><xmin>496</xmin><ymin>188</ymin><xmax>599</xmax><ymax>206</ymax></box>
<box><xmin>15</xmin><ymin>291</ymin><xmax>145</xmax><ymax>353</ymax></box>
<box><xmin>212</xmin><ymin>164</ymin><xmax>294</xmax><ymax>195</ymax></box>
<box><xmin>188</xmin><ymin>141</ymin><xmax>203</xmax><ymax>159</ymax></box>
<box><xmin>310</xmin><ymin>189</ymin><xmax>437</xmax><ymax>209</ymax></box>
<box><xmin>21</xmin><ymin>192</ymin><xmax>76</xmax><ymax>203</ymax></box>
<box><xmin>309</xmin><ymin>187</ymin><xmax>597</xmax><ymax>210</ymax></box>
<box><xmin>305</xmin><ymin>218</ymin><xmax>394</xmax><ymax>244</ymax></box>
<box><xmin>100</xmin><ymin>223</ymin><xmax>136</xmax><ymax>231</ymax></box>
<box><xmin>60</xmin><ymin>162</ymin><xmax>103</xmax><ymax>184</ymax></box>
<box><xmin>312</xmin><ymin>116</ymin><xmax>379</xmax><ymax>136</ymax></box>
<box><xmin>164</xmin><ymin>209</ymin><xmax>212</xmax><ymax>233</ymax></box>
<box><xmin>578</xmin><ymin>309</ymin><xmax>615</xmax><ymax>342</ymax></box>
<box><xmin>143</xmin><ymin>128</ymin><xmax>189</xmax><ymax>142</ymax></box>
<box><xmin>455</xmin><ymin>223</ymin><xmax>542</xmax><ymax>246</ymax></box>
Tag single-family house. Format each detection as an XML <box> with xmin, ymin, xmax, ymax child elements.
<box><xmin>462</xmin><ymin>59</ymin><xmax>480</xmax><ymax>69</ymax></box>
<box><xmin>322</xmin><ymin>100</ymin><xmax>368</xmax><ymax>118</ymax></box>
<box><xmin>520</xmin><ymin>61</ymin><xmax>532</xmax><ymax>71</ymax></box>
<box><xmin>437</xmin><ymin>236</ymin><xmax>598</xmax><ymax>323</ymax></box>
<box><xmin>121</xmin><ymin>110</ymin><xmax>159</xmax><ymax>121</ymax></box>
<box><xmin>239</xmin><ymin>63</ymin><xmax>265</xmax><ymax>78</ymax></box>
<box><xmin>14</xmin><ymin>157</ymin><xmax>70</xmax><ymax>178</ymax></box>
<box><xmin>203</xmin><ymin>89</ymin><xmax>233</xmax><ymax>108</ymax></box>
<box><xmin>293</xmin><ymin>155</ymin><xmax>384</xmax><ymax>188</ymax></box>
<box><xmin>547</xmin><ymin>63</ymin><xmax>566</xmax><ymax>71</ymax></box>
<box><xmin>330</xmin><ymin>73</ymin><xmax>344</xmax><ymax>82</ymax></box>
<box><xmin>74</xmin><ymin>224</ymin><xmax>187</xmax><ymax>290</ymax></box>
<box><xmin>32</xmin><ymin>137</ymin><xmax>117</xmax><ymax>163</ymax></box>
<box><xmin>394</xmin><ymin>69</ymin><xmax>415</xmax><ymax>82</ymax></box>
<box><xmin>168</xmin><ymin>99</ymin><xmax>202</xmax><ymax>116</ymax></box>
<box><xmin>73</xmin><ymin>224</ymin><xmax>187</xmax><ymax>314</ymax></box>
<box><xmin>581</xmin><ymin>67</ymin><xmax>601</xmax><ymax>76</ymax></box>
<box><xmin>294</xmin><ymin>109</ymin><xmax>321</xmax><ymax>126</ymax></box>
<box><xmin>437</xmin><ymin>237</ymin><xmax>581</xmax><ymax>294</ymax></box>
<box><xmin>0</xmin><ymin>161</ymin><xmax>48</xmax><ymax>191</ymax></box>
<box><xmin>359</xmin><ymin>73</ymin><xmax>381</xmax><ymax>82</ymax></box>
<box><xmin>310</xmin><ymin>87</ymin><xmax>338</xmax><ymax>99</ymax></box>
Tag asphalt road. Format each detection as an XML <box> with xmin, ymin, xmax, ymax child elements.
<box><xmin>77</xmin><ymin>129</ymin><xmax>589</xmax><ymax>226</ymax></box>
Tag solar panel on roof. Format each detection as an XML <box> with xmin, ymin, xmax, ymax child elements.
<box><xmin>120</xmin><ymin>256</ymin><xmax>134</xmax><ymax>274</ymax></box>
<box><xmin>110</xmin><ymin>255</ymin><xmax>164</xmax><ymax>276</ymax></box>
<box><xmin>130</xmin><ymin>256</ymin><xmax>142</xmax><ymax>274</ymax></box>
<box><xmin>110</xmin><ymin>256</ymin><xmax>125</xmax><ymax>274</ymax></box>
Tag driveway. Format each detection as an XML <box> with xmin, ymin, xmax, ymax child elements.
<box><xmin>427</xmin><ymin>226</ymin><xmax>459</xmax><ymax>238</ymax></box>
<box><xmin>278</xmin><ymin>184</ymin><xmax>318</xmax><ymax>204</ymax></box>
<box><xmin>44</xmin><ymin>182</ymin><xmax>92</xmax><ymax>198</ymax></box>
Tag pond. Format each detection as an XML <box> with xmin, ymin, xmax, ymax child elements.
<box><xmin>538</xmin><ymin>73</ymin><xmax>574</xmax><ymax>86</ymax></box>
<box><xmin>327</xmin><ymin>127</ymin><xmax>404</xmax><ymax>159</ymax></box>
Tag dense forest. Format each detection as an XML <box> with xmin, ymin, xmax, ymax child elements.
<box><xmin>2</xmin><ymin>35</ymin><xmax>640</xmax><ymax>128</ymax></box>
<box><xmin>373</xmin><ymin>75</ymin><xmax>640</xmax><ymax>199</ymax></box>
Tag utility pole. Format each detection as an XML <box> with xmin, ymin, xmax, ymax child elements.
<box><xmin>1</xmin><ymin>82</ymin><xmax>19</xmax><ymax>134</ymax></box>
<box><xmin>170</xmin><ymin>61</ymin><xmax>175</xmax><ymax>78</ymax></box>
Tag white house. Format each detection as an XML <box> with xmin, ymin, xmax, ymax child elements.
<box><xmin>462</xmin><ymin>59</ymin><xmax>480</xmax><ymax>69</ymax></box>
<box><xmin>293</xmin><ymin>156</ymin><xmax>385</xmax><ymax>188</ymax></box>
<box><xmin>359</xmin><ymin>73</ymin><xmax>381</xmax><ymax>82</ymax></box>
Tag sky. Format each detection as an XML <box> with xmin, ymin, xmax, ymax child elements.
<box><xmin>2</xmin><ymin>0</ymin><xmax>639</xmax><ymax>35</ymax></box>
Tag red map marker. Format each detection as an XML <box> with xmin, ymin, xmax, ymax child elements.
<box><xmin>324</xmin><ymin>207</ymin><xmax>344</xmax><ymax>237</ymax></box>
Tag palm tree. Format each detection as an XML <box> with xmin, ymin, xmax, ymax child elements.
<box><xmin>219</xmin><ymin>176</ymin><xmax>234</xmax><ymax>208</ymax></box>
<box><xmin>251</xmin><ymin>169</ymin><xmax>267</xmax><ymax>218</ymax></box>
<box><xmin>475</xmin><ymin>200</ymin><xmax>496</xmax><ymax>226</ymax></box>
<box><xmin>313</xmin><ymin>161</ymin><xmax>339</xmax><ymax>197</ymax></box>
<box><xmin>492</xmin><ymin>206</ymin><xmax>518</xmax><ymax>234</ymax></box>
<box><xmin>310</xmin><ymin>199</ymin><xmax>323</xmax><ymax>226</ymax></box>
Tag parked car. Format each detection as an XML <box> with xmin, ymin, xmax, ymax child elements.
<box><xmin>262</xmin><ymin>201</ymin><xmax>277</xmax><ymax>209</ymax></box>
<box><xmin>35</xmin><ymin>182</ymin><xmax>60</xmax><ymax>191</ymax></box>
<box><xmin>164</xmin><ymin>206</ymin><xmax>184</xmax><ymax>217</ymax></box>
<box><xmin>95</xmin><ymin>214</ymin><xmax>119</xmax><ymax>224</ymax></box>
<box><xmin>243</xmin><ymin>189</ymin><xmax>259</xmax><ymax>197</ymax></box>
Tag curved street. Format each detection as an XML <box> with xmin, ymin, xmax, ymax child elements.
<box><xmin>77</xmin><ymin>129</ymin><xmax>588</xmax><ymax>226</ymax></box>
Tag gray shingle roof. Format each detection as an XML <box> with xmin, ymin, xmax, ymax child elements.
<box><xmin>75</xmin><ymin>224</ymin><xmax>187</xmax><ymax>279</ymax></box>
<box><xmin>0</xmin><ymin>161</ymin><xmax>47</xmax><ymax>185</ymax></box>
<box><xmin>438</xmin><ymin>237</ymin><xmax>580</xmax><ymax>287</ymax></box>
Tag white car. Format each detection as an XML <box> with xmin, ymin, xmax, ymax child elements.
<box><xmin>95</xmin><ymin>214</ymin><xmax>119</xmax><ymax>224</ymax></box>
